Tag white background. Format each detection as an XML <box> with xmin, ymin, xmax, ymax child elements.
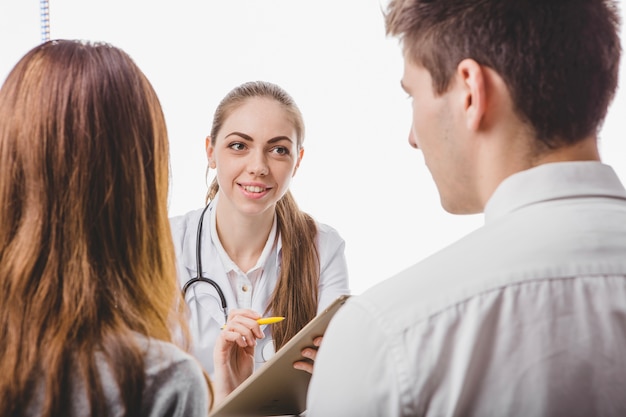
<box><xmin>2</xmin><ymin>1</ymin><xmax>625</xmax><ymax>294</ymax></box>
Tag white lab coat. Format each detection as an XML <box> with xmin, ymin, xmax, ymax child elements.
<box><xmin>170</xmin><ymin>201</ymin><xmax>350</xmax><ymax>375</ymax></box>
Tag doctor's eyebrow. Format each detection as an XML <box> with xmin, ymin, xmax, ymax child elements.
<box><xmin>224</xmin><ymin>132</ymin><xmax>294</xmax><ymax>144</ymax></box>
<box><xmin>225</xmin><ymin>132</ymin><xmax>253</xmax><ymax>141</ymax></box>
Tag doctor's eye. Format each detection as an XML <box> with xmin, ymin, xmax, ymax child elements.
<box><xmin>228</xmin><ymin>142</ymin><xmax>246</xmax><ymax>151</ymax></box>
<box><xmin>270</xmin><ymin>146</ymin><xmax>290</xmax><ymax>156</ymax></box>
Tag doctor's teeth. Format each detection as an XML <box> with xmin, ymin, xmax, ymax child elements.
<box><xmin>244</xmin><ymin>185</ymin><xmax>265</xmax><ymax>193</ymax></box>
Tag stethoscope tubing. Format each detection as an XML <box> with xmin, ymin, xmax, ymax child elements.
<box><xmin>181</xmin><ymin>202</ymin><xmax>228</xmax><ymax>323</ymax></box>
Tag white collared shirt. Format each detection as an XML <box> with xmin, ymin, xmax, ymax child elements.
<box><xmin>210</xmin><ymin>202</ymin><xmax>278</xmax><ymax>310</ymax></box>
<box><xmin>170</xmin><ymin>196</ymin><xmax>350</xmax><ymax>375</ymax></box>
<box><xmin>308</xmin><ymin>161</ymin><xmax>626</xmax><ymax>417</ymax></box>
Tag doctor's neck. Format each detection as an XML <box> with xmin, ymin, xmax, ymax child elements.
<box><xmin>215</xmin><ymin>200</ymin><xmax>275</xmax><ymax>272</ymax></box>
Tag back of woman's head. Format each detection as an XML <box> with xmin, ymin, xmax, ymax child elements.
<box><xmin>0</xmin><ymin>39</ymin><xmax>182</xmax><ymax>416</ymax></box>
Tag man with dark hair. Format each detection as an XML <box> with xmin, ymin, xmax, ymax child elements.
<box><xmin>307</xmin><ymin>1</ymin><xmax>625</xmax><ymax>416</ymax></box>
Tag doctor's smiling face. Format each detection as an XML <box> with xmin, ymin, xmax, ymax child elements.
<box><xmin>207</xmin><ymin>96</ymin><xmax>303</xmax><ymax>217</ymax></box>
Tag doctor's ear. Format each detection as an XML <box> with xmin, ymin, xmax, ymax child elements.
<box><xmin>292</xmin><ymin>147</ymin><xmax>304</xmax><ymax>177</ymax></box>
<box><xmin>206</xmin><ymin>136</ymin><xmax>217</xmax><ymax>169</ymax></box>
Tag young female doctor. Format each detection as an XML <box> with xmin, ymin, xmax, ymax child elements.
<box><xmin>170</xmin><ymin>81</ymin><xmax>350</xmax><ymax>400</ymax></box>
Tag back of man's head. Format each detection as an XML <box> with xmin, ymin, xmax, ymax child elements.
<box><xmin>385</xmin><ymin>0</ymin><xmax>621</xmax><ymax>148</ymax></box>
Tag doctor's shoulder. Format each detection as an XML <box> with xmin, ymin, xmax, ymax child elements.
<box><xmin>169</xmin><ymin>207</ymin><xmax>206</xmax><ymax>249</ymax></box>
<box><xmin>314</xmin><ymin>221</ymin><xmax>346</xmax><ymax>254</ymax></box>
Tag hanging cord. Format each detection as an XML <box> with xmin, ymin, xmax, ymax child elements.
<box><xmin>40</xmin><ymin>0</ymin><xmax>50</xmax><ymax>43</ymax></box>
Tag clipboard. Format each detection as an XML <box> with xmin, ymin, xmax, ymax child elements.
<box><xmin>208</xmin><ymin>294</ymin><xmax>351</xmax><ymax>416</ymax></box>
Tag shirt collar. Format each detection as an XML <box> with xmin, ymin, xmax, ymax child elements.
<box><xmin>484</xmin><ymin>161</ymin><xmax>626</xmax><ymax>224</ymax></box>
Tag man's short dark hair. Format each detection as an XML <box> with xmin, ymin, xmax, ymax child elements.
<box><xmin>386</xmin><ymin>0</ymin><xmax>622</xmax><ymax>148</ymax></box>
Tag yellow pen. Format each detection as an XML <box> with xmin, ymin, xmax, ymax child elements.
<box><xmin>221</xmin><ymin>316</ymin><xmax>285</xmax><ymax>329</ymax></box>
<box><xmin>256</xmin><ymin>316</ymin><xmax>285</xmax><ymax>325</ymax></box>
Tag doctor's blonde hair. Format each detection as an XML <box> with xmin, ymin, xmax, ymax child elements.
<box><xmin>0</xmin><ymin>40</ymin><xmax>212</xmax><ymax>416</ymax></box>
<box><xmin>206</xmin><ymin>81</ymin><xmax>320</xmax><ymax>351</ymax></box>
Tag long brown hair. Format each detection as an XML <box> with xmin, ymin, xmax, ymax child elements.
<box><xmin>206</xmin><ymin>81</ymin><xmax>319</xmax><ymax>350</ymax></box>
<box><xmin>0</xmin><ymin>40</ymin><xmax>211</xmax><ymax>416</ymax></box>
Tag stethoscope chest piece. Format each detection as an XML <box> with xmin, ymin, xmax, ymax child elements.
<box><xmin>261</xmin><ymin>338</ymin><xmax>276</xmax><ymax>361</ymax></box>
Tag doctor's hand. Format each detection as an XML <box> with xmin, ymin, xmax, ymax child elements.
<box><xmin>212</xmin><ymin>309</ymin><xmax>265</xmax><ymax>404</ymax></box>
<box><xmin>293</xmin><ymin>335</ymin><xmax>323</xmax><ymax>374</ymax></box>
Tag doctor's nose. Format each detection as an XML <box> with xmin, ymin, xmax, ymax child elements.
<box><xmin>248</xmin><ymin>151</ymin><xmax>269</xmax><ymax>176</ymax></box>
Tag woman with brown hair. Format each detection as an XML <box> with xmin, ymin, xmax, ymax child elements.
<box><xmin>171</xmin><ymin>80</ymin><xmax>350</xmax><ymax>400</ymax></box>
<box><xmin>0</xmin><ymin>40</ymin><xmax>211</xmax><ymax>416</ymax></box>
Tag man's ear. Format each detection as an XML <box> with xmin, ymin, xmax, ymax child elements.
<box><xmin>206</xmin><ymin>136</ymin><xmax>216</xmax><ymax>169</ymax></box>
<box><xmin>456</xmin><ymin>59</ymin><xmax>486</xmax><ymax>131</ymax></box>
<box><xmin>292</xmin><ymin>147</ymin><xmax>304</xmax><ymax>177</ymax></box>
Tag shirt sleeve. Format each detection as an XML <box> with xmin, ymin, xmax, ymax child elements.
<box><xmin>306</xmin><ymin>298</ymin><xmax>405</xmax><ymax>417</ymax></box>
<box><xmin>316</xmin><ymin>223</ymin><xmax>351</xmax><ymax>312</ymax></box>
<box><xmin>143</xmin><ymin>347</ymin><xmax>211</xmax><ymax>417</ymax></box>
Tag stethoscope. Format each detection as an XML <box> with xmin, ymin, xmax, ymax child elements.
<box><xmin>180</xmin><ymin>202</ymin><xmax>277</xmax><ymax>361</ymax></box>
<box><xmin>181</xmin><ymin>203</ymin><xmax>229</xmax><ymax>323</ymax></box>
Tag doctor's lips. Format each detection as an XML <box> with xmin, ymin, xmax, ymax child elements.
<box><xmin>238</xmin><ymin>182</ymin><xmax>272</xmax><ymax>194</ymax></box>
<box><xmin>221</xmin><ymin>316</ymin><xmax>285</xmax><ymax>330</ymax></box>
<box><xmin>242</xmin><ymin>185</ymin><xmax>268</xmax><ymax>193</ymax></box>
